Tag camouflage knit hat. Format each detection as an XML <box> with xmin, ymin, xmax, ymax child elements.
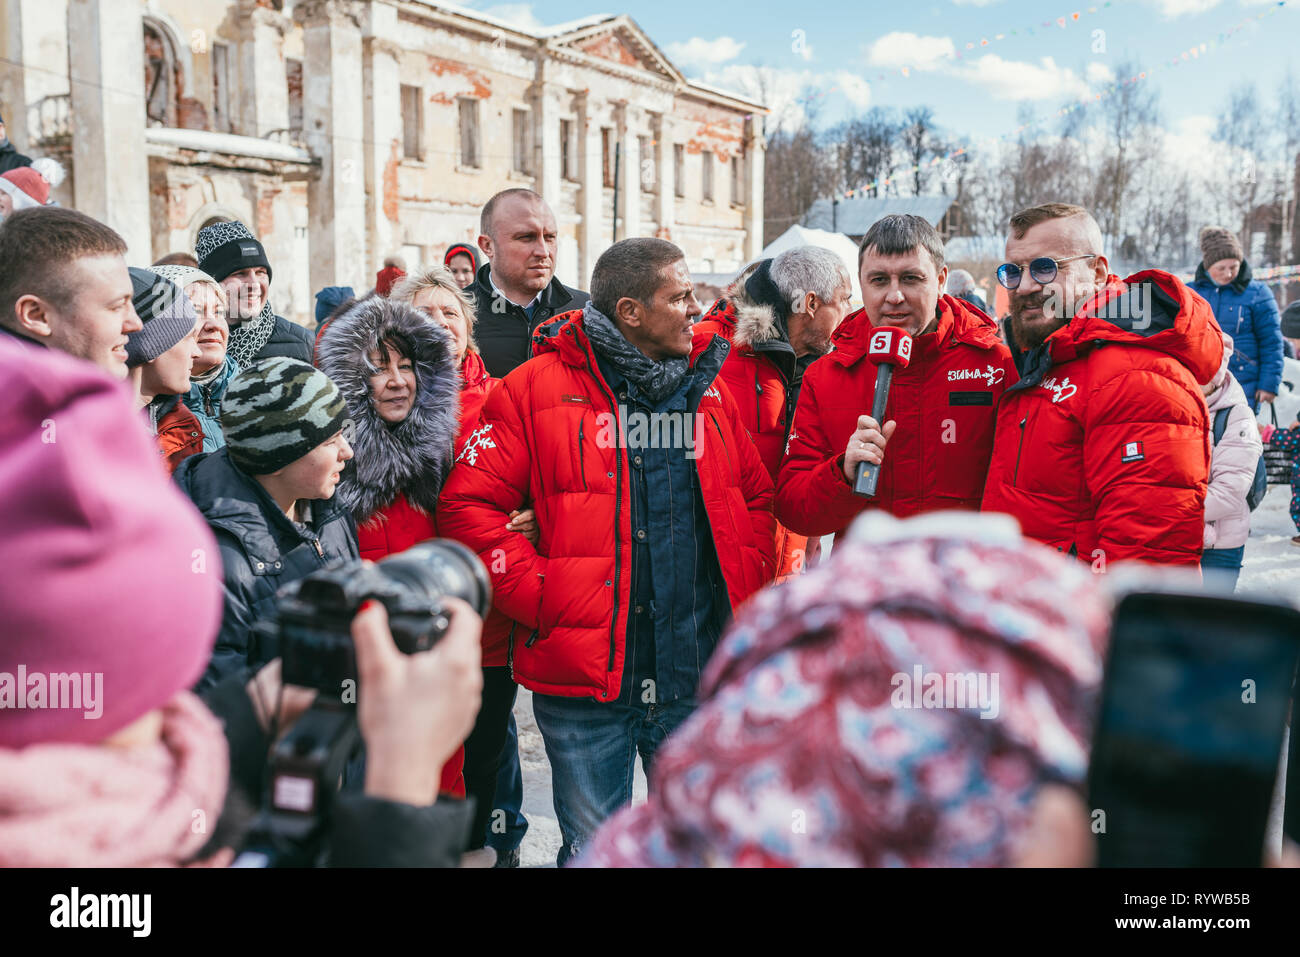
<box><xmin>220</xmin><ymin>357</ymin><xmax>349</xmax><ymax>475</ymax></box>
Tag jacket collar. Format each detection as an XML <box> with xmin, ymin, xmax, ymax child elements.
<box><xmin>829</xmin><ymin>294</ymin><xmax>1001</xmax><ymax>367</ymax></box>
<box><xmin>474</xmin><ymin>262</ymin><xmax>578</xmax><ymax>315</ymax></box>
<box><xmin>175</xmin><ymin>448</ymin><xmax>349</xmax><ymax>565</ymax></box>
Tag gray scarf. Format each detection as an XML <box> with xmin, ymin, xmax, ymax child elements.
<box><xmin>227</xmin><ymin>302</ymin><xmax>277</xmax><ymax>368</ymax></box>
<box><xmin>581</xmin><ymin>303</ymin><xmax>688</xmax><ymax>404</ymax></box>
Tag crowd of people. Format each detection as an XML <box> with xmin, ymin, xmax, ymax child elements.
<box><xmin>3</xmin><ymin>129</ymin><xmax>1300</xmax><ymax>867</ymax></box>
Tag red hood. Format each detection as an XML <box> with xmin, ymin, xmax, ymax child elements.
<box><xmin>1047</xmin><ymin>270</ymin><xmax>1223</xmax><ymax>385</ymax></box>
<box><xmin>460</xmin><ymin>349</ymin><xmax>491</xmax><ymax>390</ymax></box>
<box><xmin>830</xmin><ymin>294</ymin><xmax>1003</xmax><ymax>365</ymax></box>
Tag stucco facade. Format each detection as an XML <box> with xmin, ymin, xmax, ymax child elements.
<box><xmin>2</xmin><ymin>0</ymin><xmax>765</xmax><ymax>323</ymax></box>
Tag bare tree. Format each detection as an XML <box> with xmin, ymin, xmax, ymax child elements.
<box><xmin>901</xmin><ymin>106</ymin><xmax>935</xmax><ymax>195</ymax></box>
<box><xmin>835</xmin><ymin>107</ymin><xmax>899</xmax><ymax>197</ymax></box>
<box><xmin>763</xmin><ymin>99</ymin><xmax>835</xmax><ymax>245</ymax></box>
<box><xmin>1214</xmin><ymin>82</ymin><xmax>1265</xmax><ymax>246</ymax></box>
<box><xmin>1093</xmin><ymin>60</ymin><xmax>1162</xmax><ymax>251</ymax></box>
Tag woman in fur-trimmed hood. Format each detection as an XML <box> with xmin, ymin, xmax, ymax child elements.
<box><xmin>315</xmin><ymin>293</ymin><xmax>461</xmax><ymax>557</ymax></box>
<box><xmin>316</xmin><ymin>293</ymin><xmax>465</xmax><ymax>798</ymax></box>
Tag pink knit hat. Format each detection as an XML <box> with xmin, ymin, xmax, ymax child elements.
<box><xmin>0</xmin><ymin>335</ymin><xmax>223</xmax><ymax>748</ymax></box>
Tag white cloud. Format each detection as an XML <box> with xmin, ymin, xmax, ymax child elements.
<box><xmin>1085</xmin><ymin>61</ymin><xmax>1115</xmax><ymax>86</ymax></box>
<box><xmin>865</xmin><ymin>32</ymin><xmax>956</xmax><ymax>72</ymax></box>
<box><xmin>665</xmin><ymin>36</ymin><xmax>745</xmax><ymax>68</ymax></box>
<box><xmin>696</xmin><ymin>65</ymin><xmax>869</xmax><ymax>131</ymax></box>
<box><xmin>835</xmin><ymin>71</ymin><xmax>872</xmax><ymax>108</ymax></box>
<box><xmin>1146</xmin><ymin>0</ymin><xmax>1222</xmax><ymax>16</ymax></box>
<box><xmin>475</xmin><ymin>3</ymin><xmax>545</xmax><ymax>32</ymax></box>
<box><xmin>959</xmin><ymin>54</ymin><xmax>1092</xmax><ymax>102</ymax></box>
<box><xmin>1164</xmin><ymin>113</ymin><xmax>1232</xmax><ymax>178</ymax></box>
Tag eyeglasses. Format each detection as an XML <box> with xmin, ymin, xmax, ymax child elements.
<box><xmin>996</xmin><ymin>254</ymin><xmax>1097</xmax><ymax>290</ymax></box>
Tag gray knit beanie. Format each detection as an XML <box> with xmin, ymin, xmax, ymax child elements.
<box><xmin>221</xmin><ymin>358</ymin><xmax>349</xmax><ymax>475</ymax></box>
<box><xmin>125</xmin><ymin>267</ymin><xmax>198</xmax><ymax>368</ymax></box>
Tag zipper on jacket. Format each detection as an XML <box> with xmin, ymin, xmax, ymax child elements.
<box><xmin>754</xmin><ymin>372</ymin><xmax>763</xmax><ymax>426</ymax></box>
<box><xmin>312</xmin><ymin>538</ymin><xmax>324</xmax><ymax>559</ymax></box>
<box><xmin>1013</xmin><ymin>416</ymin><xmax>1027</xmax><ymax>486</ymax></box>
<box><xmin>506</xmin><ymin>620</ymin><xmax>518</xmax><ymax>675</ymax></box>
<box><xmin>204</xmin><ymin>386</ymin><xmax>214</xmax><ymax>417</ymax></box>
<box><xmin>578</xmin><ymin>419</ymin><xmax>588</xmax><ymax>491</ymax></box>
<box><xmin>709</xmin><ymin>412</ymin><xmax>734</xmax><ymax>476</ymax></box>
<box><xmin>524</xmin><ymin>628</ymin><xmax>541</xmax><ymax>648</ymax></box>
<box><xmin>584</xmin><ymin>352</ymin><xmax>624</xmax><ymax>680</ymax></box>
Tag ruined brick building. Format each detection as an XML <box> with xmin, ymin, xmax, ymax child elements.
<box><xmin>2</xmin><ymin>0</ymin><xmax>766</xmax><ymax>322</ymax></box>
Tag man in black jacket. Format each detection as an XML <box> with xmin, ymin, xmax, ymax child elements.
<box><xmin>472</xmin><ymin>188</ymin><xmax>589</xmax><ymax>377</ymax></box>
<box><xmin>195</xmin><ymin>219</ymin><xmax>313</xmax><ymax>365</ymax></box>
<box><xmin>0</xmin><ymin>112</ymin><xmax>32</xmax><ymax>175</ymax></box>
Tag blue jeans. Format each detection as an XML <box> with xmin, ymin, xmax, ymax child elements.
<box><xmin>484</xmin><ymin>713</ymin><xmax>528</xmax><ymax>855</ymax></box>
<box><xmin>1201</xmin><ymin>544</ymin><xmax>1244</xmax><ymax>591</ymax></box>
<box><xmin>531</xmin><ymin>692</ymin><xmax>696</xmax><ymax>866</ymax></box>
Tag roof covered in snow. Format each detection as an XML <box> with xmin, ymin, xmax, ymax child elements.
<box><xmin>803</xmin><ymin>196</ymin><xmax>955</xmax><ymax>236</ymax></box>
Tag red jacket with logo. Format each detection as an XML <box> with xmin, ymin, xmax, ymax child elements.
<box><xmin>777</xmin><ymin>295</ymin><xmax>1017</xmax><ymax>537</ymax></box>
<box><xmin>436</xmin><ymin>311</ymin><xmax>776</xmax><ymax>700</ymax></box>
<box><xmin>981</xmin><ymin>271</ymin><xmax>1222</xmax><ymax>567</ymax></box>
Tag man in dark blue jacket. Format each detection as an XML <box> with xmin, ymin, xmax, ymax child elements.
<box><xmin>1190</xmin><ymin>226</ymin><xmax>1283</xmax><ymax>410</ymax></box>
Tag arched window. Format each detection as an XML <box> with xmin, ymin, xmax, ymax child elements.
<box><xmin>143</xmin><ymin>22</ymin><xmax>180</xmax><ymax>127</ymax></box>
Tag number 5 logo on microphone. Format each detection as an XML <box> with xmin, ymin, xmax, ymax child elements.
<box><xmin>868</xmin><ymin>328</ymin><xmax>912</xmax><ymax>362</ymax></box>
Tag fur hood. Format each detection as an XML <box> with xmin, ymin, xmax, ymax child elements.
<box><xmin>316</xmin><ymin>295</ymin><xmax>461</xmax><ymax>522</ymax></box>
<box><xmin>729</xmin><ymin>261</ymin><xmax>788</xmax><ymax>351</ymax></box>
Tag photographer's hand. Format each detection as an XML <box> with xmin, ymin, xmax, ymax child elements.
<box><xmin>352</xmin><ymin>598</ymin><xmax>483</xmax><ymax>807</ymax></box>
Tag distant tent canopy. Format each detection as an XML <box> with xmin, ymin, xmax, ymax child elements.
<box><xmin>693</xmin><ymin>225</ymin><xmax>865</xmax><ymax>308</ymax></box>
<box><xmin>803</xmin><ymin>196</ymin><xmax>955</xmax><ymax>241</ymax></box>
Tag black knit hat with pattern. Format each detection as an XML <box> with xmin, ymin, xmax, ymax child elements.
<box><xmin>220</xmin><ymin>358</ymin><xmax>349</xmax><ymax>475</ymax></box>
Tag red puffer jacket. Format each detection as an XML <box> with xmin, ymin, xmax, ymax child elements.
<box><xmin>153</xmin><ymin>395</ymin><xmax>204</xmax><ymax>475</ymax></box>
<box><xmin>777</xmin><ymin>295</ymin><xmax>1017</xmax><ymax>537</ymax></box>
<box><xmin>981</xmin><ymin>271</ymin><xmax>1223</xmax><ymax>567</ymax></box>
<box><xmin>437</xmin><ymin>311</ymin><xmax>777</xmax><ymax>701</ymax></box>
<box><xmin>692</xmin><ymin>296</ymin><xmax>816</xmax><ymax>580</ymax></box>
<box><xmin>691</xmin><ymin>297</ymin><xmax>793</xmax><ymax>478</ymax></box>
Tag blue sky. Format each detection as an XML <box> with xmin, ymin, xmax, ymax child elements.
<box><xmin>459</xmin><ymin>0</ymin><xmax>1296</xmax><ymax>150</ymax></box>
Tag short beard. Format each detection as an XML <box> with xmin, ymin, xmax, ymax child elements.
<box><xmin>1009</xmin><ymin>294</ymin><xmax>1068</xmax><ymax>351</ymax></box>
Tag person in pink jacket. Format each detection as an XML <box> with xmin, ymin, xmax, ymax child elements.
<box><xmin>1201</xmin><ymin>333</ymin><xmax>1264</xmax><ymax>590</ymax></box>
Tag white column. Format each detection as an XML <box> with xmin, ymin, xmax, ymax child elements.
<box><xmin>362</xmin><ymin>2</ymin><xmax>402</xmax><ymax>279</ymax></box>
<box><xmin>532</xmin><ymin>74</ymin><xmax>562</xmax><ymax>211</ymax></box>
<box><xmin>296</xmin><ymin>0</ymin><xmax>367</xmax><ymax>296</ymax></box>
<box><xmin>234</xmin><ymin>0</ymin><xmax>291</xmax><ymax>137</ymax></box>
<box><xmin>616</xmin><ymin>104</ymin><xmax>640</xmax><ymax>242</ymax></box>
<box><xmin>744</xmin><ymin>113</ymin><xmax>766</xmax><ymax>260</ymax></box>
<box><xmin>654</xmin><ymin>113</ymin><xmax>674</xmax><ymax>242</ymax></box>
<box><xmin>67</xmin><ymin>0</ymin><xmax>150</xmax><ymax>260</ymax></box>
<box><xmin>577</xmin><ymin>91</ymin><xmax>606</xmax><ymax>285</ymax></box>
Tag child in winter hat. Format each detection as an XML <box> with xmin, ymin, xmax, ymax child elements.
<box><xmin>125</xmin><ymin>267</ymin><xmax>200</xmax><ymax>368</ymax></box>
<box><xmin>0</xmin><ymin>157</ymin><xmax>64</xmax><ymax>216</ymax></box>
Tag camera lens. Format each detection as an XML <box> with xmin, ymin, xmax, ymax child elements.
<box><xmin>375</xmin><ymin>539</ymin><xmax>493</xmax><ymax>619</ymax></box>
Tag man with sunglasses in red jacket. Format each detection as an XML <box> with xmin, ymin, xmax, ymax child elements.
<box><xmin>980</xmin><ymin>202</ymin><xmax>1224</xmax><ymax>568</ymax></box>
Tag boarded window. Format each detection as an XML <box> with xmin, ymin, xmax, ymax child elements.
<box><xmin>638</xmin><ymin>135</ymin><xmax>654</xmax><ymax>191</ymax></box>
<box><xmin>286</xmin><ymin>58</ymin><xmax>303</xmax><ymax>132</ymax></box>
<box><xmin>401</xmin><ymin>85</ymin><xmax>423</xmax><ymax>160</ymax></box>
<box><xmin>512</xmin><ymin>108</ymin><xmax>532</xmax><ymax>174</ymax></box>
<box><xmin>701</xmin><ymin>149</ymin><xmax>714</xmax><ymax>202</ymax></box>
<box><xmin>601</xmin><ymin>128</ymin><xmax>615</xmax><ymax>187</ymax></box>
<box><xmin>560</xmin><ymin>119</ymin><xmax>576</xmax><ymax>181</ymax></box>
<box><xmin>212</xmin><ymin>42</ymin><xmax>231</xmax><ymax>133</ymax></box>
<box><xmin>674</xmin><ymin>144</ymin><xmax>685</xmax><ymax>198</ymax></box>
<box><xmin>731</xmin><ymin>154</ymin><xmax>743</xmax><ymax>205</ymax></box>
<box><xmin>458</xmin><ymin>98</ymin><xmax>480</xmax><ymax>168</ymax></box>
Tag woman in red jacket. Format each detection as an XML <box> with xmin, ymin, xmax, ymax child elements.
<box><xmin>387</xmin><ymin>268</ymin><xmax>536</xmax><ymax>856</ymax></box>
<box><xmin>317</xmin><ymin>291</ymin><xmax>493</xmax><ymax>799</ymax></box>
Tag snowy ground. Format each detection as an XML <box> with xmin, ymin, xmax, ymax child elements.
<box><xmin>514</xmin><ymin>484</ymin><xmax>1300</xmax><ymax>867</ymax></box>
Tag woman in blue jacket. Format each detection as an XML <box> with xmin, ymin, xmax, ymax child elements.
<box><xmin>1190</xmin><ymin>226</ymin><xmax>1283</xmax><ymax>410</ymax></box>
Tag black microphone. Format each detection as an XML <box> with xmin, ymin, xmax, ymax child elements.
<box><xmin>853</xmin><ymin>326</ymin><xmax>913</xmax><ymax>498</ymax></box>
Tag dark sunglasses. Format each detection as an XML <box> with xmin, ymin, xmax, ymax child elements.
<box><xmin>997</xmin><ymin>254</ymin><xmax>1096</xmax><ymax>289</ymax></box>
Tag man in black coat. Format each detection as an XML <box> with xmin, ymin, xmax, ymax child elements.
<box><xmin>471</xmin><ymin>188</ymin><xmax>589</xmax><ymax>378</ymax></box>
<box><xmin>195</xmin><ymin>219</ymin><xmax>313</xmax><ymax>365</ymax></box>
<box><xmin>0</xmin><ymin>112</ymin><xmax>32</xmax><ymax>175</ymax></box>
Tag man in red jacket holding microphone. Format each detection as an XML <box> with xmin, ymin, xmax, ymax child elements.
<box><xmin>777</xmin><ymin>214</ymin><xmax>1017</xmax><ymax>538</ymax></box>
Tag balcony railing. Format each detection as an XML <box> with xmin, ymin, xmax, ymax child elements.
<box><xmin>27</xmin><ymin>94</ymin><xmax>71</xmax><ymax>148</ymax></box>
